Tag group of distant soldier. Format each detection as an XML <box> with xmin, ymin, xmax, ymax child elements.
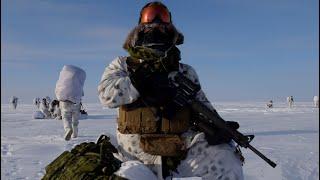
<box><xmin>33</xmin><ymin>96</ymin><xmax>62</xmax><ymax>120</ymax></box>
<box><xmin>266</xmin><ymin>95</ymin><xmax>319</xmax><ymax>108</ymax></box>
<box><xmin>32</xmin><ymin>96</ymin><xmax>88</xmax><ymax>121</ymax></box>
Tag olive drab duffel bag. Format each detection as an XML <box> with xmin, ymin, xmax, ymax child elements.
<box><xmin>42</xmin><ymin>135</ymin><xmax>125</xmax><ymax>180</ymax></box>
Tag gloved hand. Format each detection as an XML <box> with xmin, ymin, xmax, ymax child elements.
<box><xmin>128</xmin><ymin>62</ymin><xmax>152</xmax><ymax>92</ymax></box>
<box><xmin>205</xmin><ymin>121</ymin><xmax>240</xmax><ymax>145</ymax></box>
<box><xmin>129</xmin><ymin>63</ymin><xmax>176</xmax><ymax>106</ymax></box>
<box><xmin>142</xmin><ymin>72</ymin><xmax>177</xmax><ymax>106</ymax></box>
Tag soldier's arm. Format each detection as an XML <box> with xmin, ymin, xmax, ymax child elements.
<box><xmin>98</xmin><ymin>57</ymin><xmax>140</xmax><ymax>108</ymax></box>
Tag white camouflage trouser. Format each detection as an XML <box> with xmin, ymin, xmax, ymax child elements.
<box><xmin>288</xmin><ymin>100</ymin><xmax>294</xmax><ymax>108</ymax></box>
<box><xmin>39</xmin><ymin>102</ymin><xmax>51</xmax><ymax>118</ymax></box>
<box><xmin>60</xmin><ymin>101</ymin><xmax>81</xmax><ymax>136</ymax></box>
<box><xmin>116</xmin><ymin>131</ymin><xmax>244</xmax><ymax>180</ymax></box>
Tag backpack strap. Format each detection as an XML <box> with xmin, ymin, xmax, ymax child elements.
<box><xmin>96</xmin><ymin>135</ymin><xmax>122</xmax><ymax>176</ymax></box>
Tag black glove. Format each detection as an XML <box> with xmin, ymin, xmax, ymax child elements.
<box><xmin>128</xmin><ymin>62</ymin><xmax>151</xmax><ymax>91</ymax></box>
<box><xmin>129</xmin><ymin>63</ymin><xmax>176</xmax><ymax>106</ymax></box>
<box><xmin>205</xmin><ymin>121</ymin><xmax>240</xmax><ymax>145</ymax></box>
<box><xmin>142</xmin><ymin>72</ymin><xmax>177</xmax><ymax>106</ymax></box>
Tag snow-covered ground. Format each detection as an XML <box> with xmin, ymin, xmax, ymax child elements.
<box><xmin>1</xmin><ymin>102</ymin><xmax>319</xmax><ymax>180</ymax></box>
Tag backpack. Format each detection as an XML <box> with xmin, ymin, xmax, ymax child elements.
<box><xmin>42</xmin><ymin>135</ymin><xmax>125</xmax><ymax>180</ymax></box>
<box><xmin>55</xmin><ymin>65</ymin><xmax>86</xmax><ymax>104</ymax></box>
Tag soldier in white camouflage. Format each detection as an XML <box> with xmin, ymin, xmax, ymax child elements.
<box><xmin>98</xmin><ymin>1</ymin><xmax>243</xmax><ymax>180</ymax></box>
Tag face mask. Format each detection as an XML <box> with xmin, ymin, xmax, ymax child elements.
<box><xmin>123</xmin><ymin>23</ymin><xmax>184</xmax><ymax>51</ymax></box>
<box><xmin>136</xmin><ymin>23</ymin><xmax>175</xmax><ymax>51</ymax></box>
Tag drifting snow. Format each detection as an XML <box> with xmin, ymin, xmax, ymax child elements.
<box><xmin>1</xmin><ymin>102</ymin><xmax>319</xmax><ymax>180</ymax></box>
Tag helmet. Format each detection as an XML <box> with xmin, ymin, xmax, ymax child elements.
<box><xmin>123</xmin><ymin>2</ymin><xmax>183</xmax><ymax>50</ymax></box>
<box><xmin>139</xmin><ymin>1</ymin><xmax>172</xmax><ymax>24</ymax></box>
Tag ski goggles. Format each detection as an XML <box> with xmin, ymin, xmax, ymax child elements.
<box><xmin>140</xmin><ymin>4</ymin><xmax>171</xmax><ymax>24</ymax></box>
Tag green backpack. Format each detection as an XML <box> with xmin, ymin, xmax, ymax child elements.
<box><xmin>42</xmin><ymin>135</ymin><xmax>126</xmax><ymax>180</ymax></box>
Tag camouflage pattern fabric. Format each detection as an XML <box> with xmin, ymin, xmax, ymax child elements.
<box><xmin>127</xmin><ymin>46</ymin><xmax>164</xmax><ymax>62</ymax></box>
<box><xmin>42</xmin><ymin>135</ymin><xmax>126</xmax><ymax>180</ymax></box>
<box><xmin>127</xmin><ymin>45</ymin><xmax>180</xmax><ymax>72</ymax></box>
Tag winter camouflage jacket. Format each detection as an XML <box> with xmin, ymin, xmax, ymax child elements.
<box><xmin>98</xmin><ymin>56</ymin><xmax>214</xmax><ymax>110</ymax></box>
<box><xmin>97</xmin><ymin>56</ymin><xmax>244</xmax><ymax>180</ymax></box>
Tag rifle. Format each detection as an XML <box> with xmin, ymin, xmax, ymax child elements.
<box><xmin>127</xmin><ymin>47</ymin><xmax>276</xmax><ymax>167</ymax></box>
<box><xmin>168</xmin><ymin>71</ymin><xmax>277</xmax><ymax>168</ymax></box>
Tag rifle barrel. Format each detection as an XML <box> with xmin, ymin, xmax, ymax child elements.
<box><xmin>172</xmin><ymin>73</ymin><xmax>277</xmax><ymax>168</ymax></box>
<box><xmin>190</xmin><ymin>100</ymin><xmax>277</xmax><ymax>168</ymax></box>
<box><xmin>247</xmin><ymin>144</ymin><xmax>277</xmax><ymax>168</ymax></box>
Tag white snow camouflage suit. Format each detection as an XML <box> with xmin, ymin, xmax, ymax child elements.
<box><xmin>55</xmin><ymin>65</ymin><xmax>86</xmax><ymax>140</ymax></box>
<box><xmin>10</xmin><ymin>96</ymin><xmax>18</xmax><ymax>109</ymax></box>
<box><xmin>39</xmin><ymin>99</ymin><xmax>51</xmax><ymax>118</ymax></box>
<box><xmin>98</xmin><ymin>56</ymin><xmax>244</xmax><ymax>180</ymax></box>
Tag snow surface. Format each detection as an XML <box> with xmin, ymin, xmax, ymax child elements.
<box><xmin>1</xmin><ymin>102</ymin><xmax>319</xmax><ymax>180</ymax></box>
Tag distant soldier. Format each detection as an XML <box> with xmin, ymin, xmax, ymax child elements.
<box><xmin>10</xmin><ymin>96</ymin><xmax>18</xmax><ymax>109</ymax></box>
<box><xmin>49</xmin><ymin>99</ymin><xmax>62</xmax><ymax>120</ymax></box>
<box><xmin>55</xmin><ymin>65</ymin><xmax>86</xmax><ymax>141</ymax></box>
<box><xmin>287</xmin><ymin>96</ymin><xmax>294</xmax><ymax>108</ymax></box>
<box><xmin>314</xmin><ymin>96</ymin><xmax>319</xmax><ymax>108</ymax></box>
<box><xmin>39</xmin><ymin>98</ymin><xmax>51</xmax><ymax>118</ymax></box>
<box><xmin>267</xmin><ymin>100</ymin><xmax>273</xmax><ymax>108</ymax></box>
<box><xmin>33</xmin><ymin>97</ymin><xmax>41</xmax><ymax>109</ymax></box>
<box><xmin>45</xmin><ymin>96</ymin><xmax>51</xmax><ymax>107</ymax></box>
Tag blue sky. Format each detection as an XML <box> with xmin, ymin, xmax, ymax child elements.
<box><xmin>1</xmin><ymin>0</ymin><xmax>319</xmax><ymax>104</ymax></box>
